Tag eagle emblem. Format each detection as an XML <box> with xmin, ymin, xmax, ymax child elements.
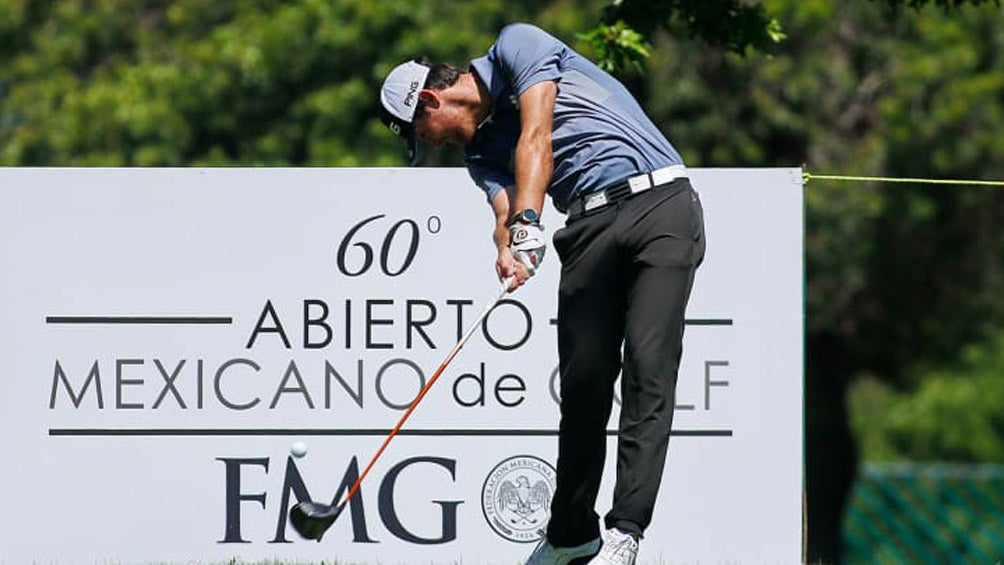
<box><xmin>497</xmin><ymin>474</ymin><xmax>551</xmax><ymax>526</ymax></box>
<box><xmin>482</xmin><ymin>455</ymin><xmax>557</xmax><ymax>542</ymax></box>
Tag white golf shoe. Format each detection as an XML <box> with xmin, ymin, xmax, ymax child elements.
<box><xmin>588</xmin><ymin>527</ymin><xmax>639</xmax><ymax>565</ymax></box>
<box><xmin>524</xmin><ymin>532</ymin><xmax>601</xmax><ymax>564</ymax></box>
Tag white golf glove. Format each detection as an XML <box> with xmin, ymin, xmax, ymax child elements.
<box><xmin>508</xmin><ymin>222</ymin><xmax>546</xmax><ymax>276</ymax></box>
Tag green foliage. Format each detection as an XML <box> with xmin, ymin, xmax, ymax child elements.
<box><xmin>875</xmin><ymin>0</ymin><xmax>1001</xmax><ymax>9</ymax></box>
<box><xmin>579</xmin><ymin>0</ymin><xmax>998</xmax><ymax>78</ymax></box>
<box><xmin>850</xmin><ymin>334</ymin><xmax>1004</xmax><ymax>462</ymax></box>
<box><xmin>0</xmin><ymin>0</ymin><xmax>604</xmax><ymax>166</ymax></box>
<box><xmin>578</xmin><ymin>20</ymin><xmax>651</xmax><ymax>75</ymax></box>
<box><xmin>577</xmin><ymin>1</ymin><xmax>785</xmax><ymax>76</ymax></box>
<box><xmin>632</xmin><ymin>0</ymin><xmax>1004</xmax><ymax>385</ymax></box>
<box><xmin>593</xmin><ymin>0</ymin><xmax>785</xmax><ymax>57</ymax></box>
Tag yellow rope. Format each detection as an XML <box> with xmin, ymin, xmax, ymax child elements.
<box><xmin>803</xmin><ymin>172</ymin><xmax>1004</xmax><ymax>187</ymax></box>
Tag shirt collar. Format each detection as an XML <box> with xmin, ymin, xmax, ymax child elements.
<box><xmin>469</xmin><ymin>56</ymin><xmax>498</xmax><ymax>129</ymax></box>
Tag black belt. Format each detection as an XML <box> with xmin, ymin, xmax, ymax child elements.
<box><xmin>566</xmin><ymin>165</ymin><xmax>688</xmax><ymax>219</ymax></box>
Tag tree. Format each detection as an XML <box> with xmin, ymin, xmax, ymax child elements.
<box><xmin>580</xmin><ymin>1</ymin><xmax>1004</xmax><ymax>562</ymax></box>
<box><xmin>580</xmin><ymin>0</ymin><xmax>999</xmax><ymax>75</ymax></box>
<box><xmin>579</xmin><ymin>0</ymin><xmax>785</xmax><ymax>75</ymax></box>
<box><xmin>877</xmin><ymin>0</ymin><xmax>1000</xmax><ymax>8</ymax></box>
<box><xmin>0</xmin><ymin>0</ymin><xmax>606</xmax><ymax>167</ymax></box>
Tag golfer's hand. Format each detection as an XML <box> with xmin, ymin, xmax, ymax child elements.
<box><xmin>509</xmin><ymin>222</ymin><xmax>546</xmax><ymax>271</ymax></box>
<box><xmin>496</xmin><ymin>247</ymin><xmax>532</xmax><ymax>292</ymax></box>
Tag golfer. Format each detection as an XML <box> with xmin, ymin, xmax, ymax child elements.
<box><xmin>379</xmin><ymin>22</ymin><xmax>705</xmax><ymax>565</ymax></box>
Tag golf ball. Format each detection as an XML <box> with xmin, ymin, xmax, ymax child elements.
<box><xmin>290</xmin><ymin>441</ymin><xmax>308</xmax><ymax>458</ymax></box>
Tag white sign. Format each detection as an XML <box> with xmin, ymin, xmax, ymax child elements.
<box><xmin>0</xmin><ymin>167</ymin><xmax>803</xmax><ymax>564</ymax></box>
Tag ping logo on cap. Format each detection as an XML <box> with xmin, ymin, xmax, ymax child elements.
<box><xmin>380</xmin><ymin>60</ymin><xmax>431</xmax><ymax>165</ymax></box>
<box><xmin>403</xmin><ymin>80</ymin><xmax>420</xmax><ymax>107</ymax></box>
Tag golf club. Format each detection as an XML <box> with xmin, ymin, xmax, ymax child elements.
<box><xmin>289</xmin><ymin>277</ymin><xmax>514</xmax><ymax>541</ymax></box>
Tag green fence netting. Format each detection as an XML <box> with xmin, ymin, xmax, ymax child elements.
<box><xmin>844</xmin><ymin>463</ymin><xmax>1004</xmax><ymax>564</ymax></box>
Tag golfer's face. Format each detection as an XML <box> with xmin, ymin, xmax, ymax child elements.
<box><xmin>414</xmin><ymin>103</ymin><xmax>471</xmax><ymax>148</ymax></box>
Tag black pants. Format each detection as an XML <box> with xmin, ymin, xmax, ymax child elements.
<box><xmin>546</xmin><ymin>178</ymin><xmax>705</xmax><ymax>547</ymax></box>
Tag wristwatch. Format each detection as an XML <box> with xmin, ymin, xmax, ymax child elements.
<box><xmin>506</xmin><ymin>208</ymin><xmax>540</xmax><ymax>227</ymax></box>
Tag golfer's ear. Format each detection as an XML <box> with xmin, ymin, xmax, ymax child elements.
<box><xmin>418</xmin><ymin>89</ymin><xmax>440</xmax><ymax>109</ymax></box>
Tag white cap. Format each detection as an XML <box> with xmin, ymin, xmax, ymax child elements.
<box><xmin>379</xmin><ymin>61</ymin><xmax>432</xmax><ymax>165</ymax></box>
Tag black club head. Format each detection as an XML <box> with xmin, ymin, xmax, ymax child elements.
<box><xmin>289</xmin><ymin>501</ymin><xmax>345</xmax><ymax>541</ymax></box>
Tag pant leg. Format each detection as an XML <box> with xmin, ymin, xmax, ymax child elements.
<box><xmin>546</xmin><ymin>207</ymin><xmax>626</xmax><ymax>547</ymax></box>
<box><xmin>605</xmin><ymin>181</ymin><xmax>706</xmax><ymax>536</ymax></box>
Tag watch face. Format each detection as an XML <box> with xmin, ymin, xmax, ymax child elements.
<box><xmin>508</xmin><ymin>209</ymin><xmax>539</xmax><ymax>226</ymax></box>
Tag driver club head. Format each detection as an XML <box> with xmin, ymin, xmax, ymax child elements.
<box><xmin>289</xmin><ymin>500</ymin><xmax>346</xmax><ymax>541</ymax></box>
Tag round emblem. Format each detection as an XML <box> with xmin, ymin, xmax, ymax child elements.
<box><xmin>481</xmin><ymin>455</ymin><xmax>557</xmax><ymax>543</ymax></box>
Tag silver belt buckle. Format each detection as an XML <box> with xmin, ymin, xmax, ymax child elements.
<box><xmin>651</xmin><ymin>165</ymin><xmax>687</xmax><ymax>185</ymax></box>
<box><xmin>570</xmin><ymin>164</ymin><xmax>688</xmax><ymax>217</ymax></box>
<box><xmin>583</xmin><ymin>191</ymin><xmax>608</xmax><ymax>212</ymax></box>
<box><xmin>628</xmin><ymin>174</ymin><xmax>652</xmax><ymax>193</ymax></box>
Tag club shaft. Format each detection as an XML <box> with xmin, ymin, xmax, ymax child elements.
<box><xmin>338</xmin><ymin>279</ymin><xmax>510</xmax><ymax>506</ymax></box>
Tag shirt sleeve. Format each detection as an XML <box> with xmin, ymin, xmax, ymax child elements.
<box><xmin>467</xmin><ymin>161</ymin><xmax>515</xmax><ymax>204</ymax></box>
<box><xmin>490</xmin><ymin>23</ymin><xmax>564</xmax><ymax>96</ymax></box>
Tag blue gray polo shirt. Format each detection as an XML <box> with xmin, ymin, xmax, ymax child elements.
<box><xmin>466</xmin><ymin>23</ymin><xmax>684</xmax><ymax>213</ymax></box>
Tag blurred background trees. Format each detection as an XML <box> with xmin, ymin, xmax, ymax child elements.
<box><xmin>2</xmin><ymin>0</ymin><xmax>1004</xmax><ymax>562</ymax></box>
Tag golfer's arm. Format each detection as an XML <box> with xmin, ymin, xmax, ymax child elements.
<box><xmin>490</xmin><ymin>187</ymin><xmax>515</xmax><ymax>251</ymax></box>
<box><xmin>513</xmin><ymin>80</ymin><xmax>556</xmax><ymax>217</ymax></box>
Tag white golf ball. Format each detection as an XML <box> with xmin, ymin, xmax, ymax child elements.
<box><xmin>290</xmin><ymin>441</ymin><xmax>308</xmax><ymax>458</ymax></box>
